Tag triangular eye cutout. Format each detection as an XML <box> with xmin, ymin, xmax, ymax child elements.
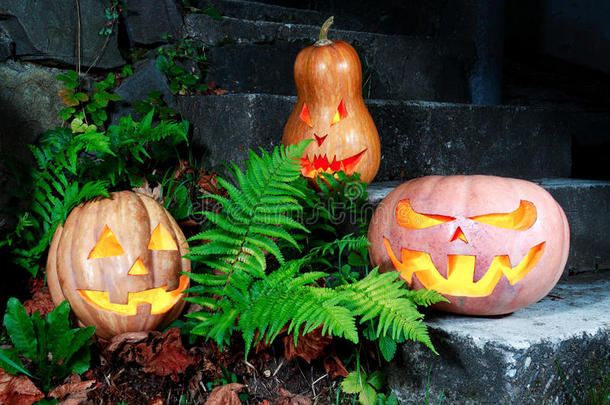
<box><xmin>331</xmin><ymin>99</ymin><xmax>348</xmax><ymax>126</ymax></box>
<box><xmin>88</xmin><ymin>225</ymin><xmax>125</xmax><ymax>259</ymax></box>
<box><xmin>299</xmin><ymin>103</ymin><xmax>313</xmax><ymax>127</ymax></box>
<box><xmin>148</xmin><ymin>223</ymin><xmax>178</xmax><ymax>251</ymax></box>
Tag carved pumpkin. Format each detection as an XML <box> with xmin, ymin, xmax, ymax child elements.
<box><xmin>47</xmin><ymin>191</ymin><xmax>190</xmax><ymax>338</ymax></box>
<box><xmin>282</xmin><ymin>17</ymin><xmax>381</xmax><ymax>183</ymax></box>
<box><xmin>368</xmin><ymin>176</ymin><xmax>570</xmax><ymax>315</ymax></box>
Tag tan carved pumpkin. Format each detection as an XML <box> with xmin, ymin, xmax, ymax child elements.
<box><xmin>47</xmin><ymin>191</ymin><xmax>190</xmax><ymax>338</ymax></box>
<box><xmin>368</xmin><ymin>175</ymin><xmax>570</xmax><ymax>315</ymax></box>
<box><xmin>282</xmin><ymin>17</ymin><xmax>381</xmax><ymax>183</ymax></box>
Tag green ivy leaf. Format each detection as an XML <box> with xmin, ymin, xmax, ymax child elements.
<box><xmin>156</xmin><ymin>55</ymin><xmax>170</xmax><ymax>72</ymax></box>
<box><xmin>4</xmin><ymin>298</ymin><xmax>37</xmax><ymax>359</ymax></box>
<box><xmin>60</xmin><ymin>107</ymin><xmax>76</xmax><ymax>121</ymax></box>
<box><xmin>0</xmin><ymin>347</ymin><xmax>32</xmax><ymax>376</ymax></box>
<box><xmin>122</xmin><ymin>64</ymin><xmax>133</xmax><ymax>77</ymax></box>
<box><xmin>378</xmin><ymin>335</ymin><xmax>397</xmax><ymax>362</ymax></box>
<box><xmin>203</xmin><ymin>7</ymin><xmax>222</xmax><ymax>20</ymax></box>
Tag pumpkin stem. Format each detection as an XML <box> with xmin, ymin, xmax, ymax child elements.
<box><xmin>314</xmin><ymin>16</ymin><xmax>334</xmax><ymax>46</ymax></box>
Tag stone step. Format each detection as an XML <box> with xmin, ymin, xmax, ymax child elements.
<box><xmin>368</xmin><ymin>179</ymin><xmax>610</xmax><ymax>274</ymax></box>
<box><xmin>184</xmin><ymin>15</ymin><xmax>475</xmax><ymax>102</ymax></box>
<box><xmin>387</xmin><ymin>271</ymin><xmax>610</xmax><ymax>404</ymax></box>
<box><xmin>177</xmin><ymin>93</ymin><xmax>572</xmax><ymax>181</ymax></box>
<box><xmin>199</xmin><ymin>0</ymin><xmax>367</xmax><ymax>32</ymax></box>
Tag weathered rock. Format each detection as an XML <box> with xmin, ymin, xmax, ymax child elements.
<box><xmin>177</xmin><ymin>94</ymin><xmax>572</xmax><ymax>180</ymax></box>
<box><xmin>0</xmin><ymin>0</ymin><xmax>123</xmax><ymax>68</ymax></box>
<box><xmin>122</xmin><ymin>0</ymin><xmax>184</xmax><ymax>46</ymax></box>
<box><xmin>368</xmin><ymin>179</ymin><xmax>610</xmax><ymax>274</ymax></box>
<box><xmin>387</xmin><ymin>271</ymin><xmax>610</xmax><ymax>404</ymax></box>
<box><xmin>111</xmin><ymin>56</ymin><xmax>175</xmax><ymax>124</ymax></box>
<box><xmin>0</xmin><ymin>30</ymin><xmax>14</xmax><ymax>62</ymax></box>
<box><xmin>0</xmin><ymin>61</ymin><xmax>66</xmax><ymax>230</ymax></box>
<box><xmin>0</xmin><ymin>61</ymin><xmax>65</xmax><ymax>161</ymax></box>
<box><xmin>185</xmin><ymin>15</ymin><xmax>474</xmax><ymax>102</ymax></box>
<box><xmin>201</xmin><ymin>0</ymin><xmax>366</xmax><ymax>31</ymax></box>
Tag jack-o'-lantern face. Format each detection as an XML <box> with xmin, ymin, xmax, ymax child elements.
<box><xmin>47</xmin><ymin>191</ymin><xmax>190</xmax><ymax>338</ymax></box>
<box><xmin>282</xmin><ymin>18</ymin><xmax>381</xmax><ymax>183</ymax></box>
<box><xmin>367</xmin><ymin>175</ymin><xmax>570</xmax><ymax>315</ymax></box>
<box><xmin>295</xmin><ymin>99</ymin><xmax>369</xmax><ymax>178</ymax></box>
<box><xmin>383</xmin><ymin>199</ymin><xmax>545</xmax><ymax>297</ymax></box>
<box><xmin>77</xmin><ymin>223</ymin><xmax>189</xmax><ymax>315</ymax></box>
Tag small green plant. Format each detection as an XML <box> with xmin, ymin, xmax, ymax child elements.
<box><xmin>133</xmin><ymin>90</ymin><xmax>177</xmax><ymax>120</ymax></box>
<box><xmin>99</xmin><ymin>0</ymin><xmax>124</xmax><ymax>37</ymax></box>
<box><xmin>181</xmin><ymin>1</ymin><xmax>222</xmax><ymax>20</ymax></box>
<box><xmin>1</xmin><ymin>69</ymin><xmax>189</xmax><ymax>274</ymax></box>
<box><xmin>183</xmin><ymin>141</ymin><xmax>447</xmax><ymax>358</ymax></box>
<box><xmin>0</xmin><ymin>298</ymin><xmax>95</xmax><ymax>392</ymax></box>
<box><xmin>556</xmin><ymin>356</ymin><xmax>610</xmax><ymax>405</ymax></box>
<box><xmin>342</xmin><ymin>367</ymin><xmax>398</xmax><ymax>405</ymax></box>
<box><xmin>156</xmin><ymin>36</ymin><xmax>209</xmax><ymax>95</ymax></box>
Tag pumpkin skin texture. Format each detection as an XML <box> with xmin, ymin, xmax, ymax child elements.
<box><xmin>367</xmin><ymin>175</ymin><xmax>570</xmax><ymax>315</ymax></box>
<box><xmin>47</xmin><ymin>191</ymin><xmax>190</xmax><ymax>339</ymax></box>
<box><xmin>282</xmin><ymin>18</ymin><xmax>381</xmax><ymax>183</ymax></box>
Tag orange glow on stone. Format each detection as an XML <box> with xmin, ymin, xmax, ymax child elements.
<box><xmin>88</xmin><ymin>225</ymin><xmax>125</xmax><ymax>259</ymax></box>
<box><xmin>469</xmin><ymin>200</ymin><xmax>537</xmax><ymax>230</ymax></box>
<box><xmin>383</xmin><ymin>237</ymin><xmax>546</xmax><ymax>297</ymax></box>
<box><xmin>395</xmin><ymin>199</ymin><xmax>456</xmax><ymax>230</ymax></box>
<box><xmin>76</xmin><ymin>274</ymin><xmax>189</xmax><ymax>316</ymax></box>
<box><xmin>148</xmin><ymin>223</ymin><xmax>178</xmax><ymax>251</ymax></box>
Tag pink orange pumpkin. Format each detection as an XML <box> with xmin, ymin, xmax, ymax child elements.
<box><xmin>367</xmin><ymin>175</ymin><xmax>570</xmax><ymax>315</ymax></box>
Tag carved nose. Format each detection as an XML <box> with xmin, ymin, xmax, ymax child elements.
<box><xmin>314</xmin><ymin>133</ymin><xmax>328</xmax><ymax>146</ymax></box>
<box><xmin>128</xmin><ymin>257</ymin><xmax>149</xmax><ymax>275</ymax></box>
<box><xmin>450</xmin><ymin>227</ymin><xmax>468</xmax><ymax>244</ymax></box>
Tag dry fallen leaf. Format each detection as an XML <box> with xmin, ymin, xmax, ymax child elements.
<box><xmin>103</xmin><ymin>329</ymin><xmax>194</xmax><ymax>382</ymax></box>
<box><xmin>204</xmin><ymin>383</ymin><xmax>244</xmax><ymax>405</ymax></box>
<box><xmin>23</xmin><ymin>286</ymin><xmax>56</xmax><ymax>317</ymax></box>
<box><xmin>0</xmin><ymin>368</ymin><xmax>44</xmax><ymax>405</ymax></box>
<box><xmin>274</xmin><ymin>388</ymin><xmax>312</xmax><ymax>405</ymax></box>
<box><xmin>147</xmin><ymin>397</ymin><xmax>164</xmax><ymax>405</ymax></box>
<box><xmin>48</xmin><ymin>377</ymin><xmax>96</xmax><ymax>401</ymax></box>
<box><xmin>132</xmin><ymin>179</ymin><xmax>164</xmax><ymax>203</ymax></box>
<box><xmin>323</xmin><ymin>354</ymin><xmax>349</xmax><ymax>379</ymax></box>
<box><xmin>283</xmin><ymin>327</ymin><xmax>332</xmax><ymax>363</ymax></box>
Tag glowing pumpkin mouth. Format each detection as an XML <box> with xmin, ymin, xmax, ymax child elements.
<box><xmin>299</xmin><ymin>149</ymin><xmax>367</xmax><ymax>178</ymax></box>
<box><xmin>383</xmin><ymin>238</ymin><xmax>546</xmax><ymax>297</ymax></box>
<box><xmin>77</xmin><ymin>274</ymin><xmax>189</xmax><ymax>316</ymax></box>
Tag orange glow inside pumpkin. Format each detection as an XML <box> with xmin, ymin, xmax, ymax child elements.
<box><xmin>81</xmin><ymin>222</ymin><xmax>187</xmax><ymax>315</ymax></box>
<box><xmin>148</xmin><ymin>223</ymin><xmax>178</xmax><ymax>250</ymax></box>
<box><xmin>299</xmin><ymin>149</ymin><xmax>367</xmax><ymax>178</ymax></box>
<box><xmin>88</xmin><ymin>225</ymin><xmax>125</xmax><ymax>259</ymax></box>
<box><xmin>386</xmin><ymin>200</ymin><xmax>545</xmax><ymax>297</ymax></box>
<box><xmin>330</xmin><ymin>99</ymin><xmax>348</xmax><ymax>126</ymax></box>
<box><xmin>77</xmin><ymin>274</ymin><xmax>189</xmax><ymax>315</ymax></box>
<box><xmin>449</xmin><ymin>227</ymin><xmax>468</xmax><ymax>243</ymax></box>
<box><xmin>469</xmin><ymin>200</ymin><xmax>537</xmax><ymax>230</ymax></box>
<box><xmin>127</xmin><ymin>257</ymin><xmax>148</xmax><ymax>275</ymax></box>
<box><xmin>396</xmin><ymin>199</ymin><xmax>455</xmax><ymax>229</ymax></box>
<box><xmin>383</xmin><ymin>238</ymin><xmax>546</xmax><ymax>297</ymax></box>
<box><xmin>299</xmin><ymin>103</ymin><xmax>313</xmax><ymax>127</ymax></box>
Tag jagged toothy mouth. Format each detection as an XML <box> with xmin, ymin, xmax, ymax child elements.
<box><xmin>383</xmin><ymin>238</ymin><xmax>546</xmax><ymax>297</ymax></box>
<box><xmin>299</xmin><ymin>149</ymin><xmax>367</xmax><ymax>178</ymax></box>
